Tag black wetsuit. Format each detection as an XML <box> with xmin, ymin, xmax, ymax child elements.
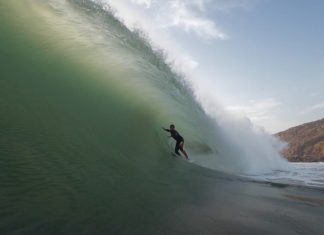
<box><xmin>164</xmin><ymin>129</ymin><xmax>184</xmax><ymax>155</ymax></box>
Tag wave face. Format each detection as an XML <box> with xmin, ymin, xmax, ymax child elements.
<box><xmin>0</xmin><ymin>1</ymin><xmax>306</xmax><ymax>234</ymax></box>
<box><xmin>1</xmin><ymin>0</ymin><xmax>288</xmax><ymax>175</ymax></box>
<box><xmin>0</xmin><ymin>0</ymin><xmax>289</xmax><ymax>180</ymax></box>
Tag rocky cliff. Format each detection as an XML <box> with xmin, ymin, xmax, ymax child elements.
<box><xmin>276</xmin><ymin>118</ymin><xmax>324</xmax><ymax>162</ymax></box>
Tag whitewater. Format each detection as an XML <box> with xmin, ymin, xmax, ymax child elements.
<box><xmin>0</xmin><ymin>1</ymin><xmax>323</xmax><ymax>234</ymax></box>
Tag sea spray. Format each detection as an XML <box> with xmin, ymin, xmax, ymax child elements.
<box><xmin>191</xmin><ymin>89</ymin><xmax>290</xmax><ymax>174</ymax></box>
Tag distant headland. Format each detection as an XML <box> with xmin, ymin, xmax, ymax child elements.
<box><xmin>276</xmin><ymin>118</ymin><xmax>324</xmax><ymax>162</ymax></box>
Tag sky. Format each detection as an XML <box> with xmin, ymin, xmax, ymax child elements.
<box><xmin>101</xmin><ymin>0</ymin><xmax>324</xmax><ymax>133</ymax></box>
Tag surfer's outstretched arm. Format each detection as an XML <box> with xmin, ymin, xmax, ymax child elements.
<box><xmin>162</xmin><ymin>127</ymin><xmax>170</xmax><ymax>132</ymax></box>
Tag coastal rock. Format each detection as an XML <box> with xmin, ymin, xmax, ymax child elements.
<box><xmin>276</xmin><ymin>118</ymin><xmax>324</xmax><ymax>162</ymax></box>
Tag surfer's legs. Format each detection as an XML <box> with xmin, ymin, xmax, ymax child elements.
<box><xmin>175</xmin><ymin>142</ymin><xmax>181</xmax><ymax>156</ymax></box>
<box><xmin>176</xmin><ymin>141</ymin><xmax>189</xmax><ymax>160</ymax></box>
<box><xmin>179</xmin><ymin>142</ymin><xmax>189</xmax><ymax>160</ymax></box>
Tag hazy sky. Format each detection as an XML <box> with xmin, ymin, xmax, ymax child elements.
<box><xmin>101</xmin><ymin>0</ymin><xmax>324</xmax><ymax>133</ymax></box>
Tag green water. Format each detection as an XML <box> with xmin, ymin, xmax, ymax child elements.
<box><xmin>1</xmin><ymin>1</ymin><xmax>324</xmax><ymax>234</ymax></box>
<box><xmin>0</xmin><ymin>1</ymin><xmax>212</xmax><ymax>233</ymax></box>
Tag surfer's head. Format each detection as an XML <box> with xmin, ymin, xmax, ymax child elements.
<box><xmin>170</xmin><ymin>124</ymin><xmax>175</xmax><ymax>130</ymax></box>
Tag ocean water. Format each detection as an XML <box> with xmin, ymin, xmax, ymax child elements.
<box><xmin>1</xmin><ymin>1</ymin><xmax>324</xmax><ymax>234</ymax></box>
<box><xmin>246</xmin><ymin>163</ymin><xmax>324</xmax><ymax>188</ymax></box>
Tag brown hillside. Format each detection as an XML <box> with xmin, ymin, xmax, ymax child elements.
<box><xmin>276</xmin><ymin>118</ymin><xmax>324</xmax><ymax>162</ymax></box>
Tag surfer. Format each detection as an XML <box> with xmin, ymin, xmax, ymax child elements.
<box><xmin>162</xmin><ymin>124</ymin><xmax>189</xmax><ymax>160</ymax></box>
